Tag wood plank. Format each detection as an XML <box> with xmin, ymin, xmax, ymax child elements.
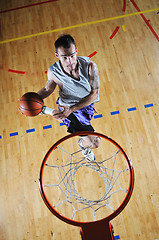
<box><xmin>0</xmin><ymin>0</ymin><xmax>159</xmax><ymax>239</ymax></box>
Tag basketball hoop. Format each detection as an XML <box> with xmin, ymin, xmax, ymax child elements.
<box><xmin>39</xmin><ymin>132</ymin><xmax>134</xmax><ymax>240</ymax></box>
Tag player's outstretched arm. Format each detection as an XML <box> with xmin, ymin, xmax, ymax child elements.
<box><xmin>37</xmin><ymin>68</ymin><xmax>57</xmax><ymax>99</ymax></box>
<box><xmin>38</xmin><ymin>69</ymin><xmax>65</xmax><ymax>120</ymax></box>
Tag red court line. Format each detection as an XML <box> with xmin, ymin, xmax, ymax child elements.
<box><xmin>0</xmin><ymin>0</ymin><xmax>58</xmax><ymax>14</ymax></box>
<box><xmin>88</xmin><ymin>51</ymin><xmax>98</xmax><ymax>58</ymax></box>
<box><xmin>109</xmin><ymin>26</ymin><xmax>120</xmax><ymax>39</ymax></box>
<box><xmin>130</xmin><ymin>0</ymin><xmax>159</xmax><ymax>41</ymax></box>
<box><xmin>8</xmin><ymin>53</ymin><xmax>97</xmax><ymax>75</ymax></box>
<box><xmin>123</xmin><ymin>0</ymin><xmax>126</xmax><ymax>12</ymax></box>
<box><xmin>8</xmin><ymin>69</ymin><xmax>25</xmax><ymax>74</ymax></box>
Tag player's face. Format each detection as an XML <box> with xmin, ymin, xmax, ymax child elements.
<box><xmin>55</xmin><ymin>44</ymin><xmax>78</xmax><ymax>71</ymax></box>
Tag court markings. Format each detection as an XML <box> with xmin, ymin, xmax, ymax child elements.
<box><xmin>0</xmin><ymin>7</ymin><xmax>158</xmax><ymax>44</ymax></box>
<box><xmin>109</xmin><ymin>26</ymin><xmax>120</xmax><ymax>39</ymax></box>
<box><xmin>122</xmin><ymin>25</ymin><xmax>127</xmax><ymax>32</ymax></box>
<box><xmin>122</xmin><ymin>0</ymin><xmax>126</xmax><ymax>12</ymax></box>
<box><xmin>127</xmin><ymin>107</ymin><xmax>137</xmax><ymax>112</ymax></box>
<box><xmin>0</xmin><ymin>102</ymin><xmax>155</xmax><ymax>139</ymax></box>
<box><xmin>114</xmin><ymin>236</ymin><xmax>120</xmax><ymax>240</ymax></box>
<box><xmin>144</xmin><ymin>103</ymin><xmax>153</xmax><ymax>108</ymax></box>
<box><xmin>8</xmin><ymin>69</ymin><xmax>26</xmax><ymax>74</ymax></box>
<box><xmin>26</xmin><ymin>128</ymin><xmax>35</xmax><ymax>133</ymax></box>
<box><xmin>111</xmin><ymin>111</ymin><xmax>120</xmax><ymax>116</ymax></box>
<box><xmin>10</xmin><ymin>132</ymin><xmax>18</xmax><ymax>137</ymax></box>
<box><xmin>130</xmin><ymin>0</ymin><xmax>159</xmax><ymax>41</ymax></box>
<box><xmin>43</xmin><ymin>124</ymin><xmax>52</xmax><ymax>130</ymax></box>
<box><xmin>0</xmin><ymin>0</ymin><xmax>58</xmax><ymax>13</ymax></box>
<box><xmin>7</xmin><ymin>51</ymin><xmax>98</xmax><ymax>74</ymax></box>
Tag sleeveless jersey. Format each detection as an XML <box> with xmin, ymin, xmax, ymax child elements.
<box><xmin>49</xmin><ymin>56</ymin><xmax>98</xmax><ymax>106</ymax></box>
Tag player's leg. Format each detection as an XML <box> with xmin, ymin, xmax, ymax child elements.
<box><xmin>67</xmin><ymin>113</ymin><xmax>101</xmax><ymax>161</ymax></box>
<box><xmin>79</xmin><ymin>135</ymin><xmax>101</xmax><ymax>149</ymax></box>
<box><xmin>78</xmin><ymin>135</ymin><xmax>101</xmax><ymax>161</ymax></box>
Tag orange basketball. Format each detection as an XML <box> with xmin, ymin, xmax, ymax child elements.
<box><xmin>19</xmin><ymin>92</ymin><xmax>44</xmax><ymax>116</ymax></box>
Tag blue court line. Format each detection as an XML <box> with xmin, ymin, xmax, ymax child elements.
<box><xmin>111</xmin><ymin>110</ymin><xmax>120</xmax><ymax>115</ymax></box>
<box><xmin>127</xmin><ymin>107</ymin><xmax>137</xmax><ymax>112</ymax></box>
<box><xmin>3</xmin><ymin>102</ymin><xmax>156</xmax><ymax>138</ymax></box>
<box><xmin>26</xmin><ymin>128</ymin><xmax>35</xmax><ymax>133</ymax></box>
<box><xmin>43</xmin><ymin>124</ymin><xmax>52</xmax><ymax>130</ymax></box>
<box><xmin>114</xmin><ymin>235</ymin><xmax>120</xmax><ymax>239</ymax></box>
<box><xmin>144</xmin><ymin>103</ymin><xmax>153</xmax><ymax>108</ymax></box>
<box><xmin>10</xmin><ymin>132</ymin><xmax>18</xmax><ymax>137</ymax></box>
<box><xmin>94</xmin><ymin>114</ymin><xmax>103</xmax><ymax>119</ymax></box>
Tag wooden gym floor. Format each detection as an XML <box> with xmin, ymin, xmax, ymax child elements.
<box><xmin>0</xmin><ymin>0</ymin><xmax>159</xmax><ymax>239</ymax></box>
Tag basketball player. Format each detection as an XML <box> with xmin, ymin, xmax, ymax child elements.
<box><xmin>38</xmin><ymin>34</ymin><xmax>100</xmax><ymax>161</ymax></box>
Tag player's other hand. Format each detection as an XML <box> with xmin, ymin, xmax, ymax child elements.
<box><xmin>61</xmin><ymin>106</ymin><xmax>72</xmax><ymax>118</ymax></box>
<box><xmin>52</xmin><ymin>110</ymin><xmax>65</xmax><ymax>122</ymax></box>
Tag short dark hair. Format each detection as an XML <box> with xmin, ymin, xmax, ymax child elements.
<box><xmin>54</xmin><ymin>34</ymin><xmax>76</xmax><ymax>53</ymax></box>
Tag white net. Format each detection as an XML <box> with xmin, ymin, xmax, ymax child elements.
<box><xmin>42</xmin><ymin>135</ymin><xmax>130</xmax><ymax>222</ymax></box>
